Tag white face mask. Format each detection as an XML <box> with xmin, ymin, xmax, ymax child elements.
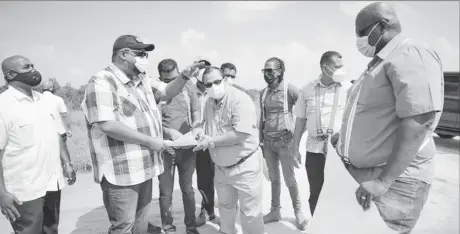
<box><xmin>134</xmin><ymin>57</ymin><xmax>149</xmax><ymax>73</ymax></box>
<box><xmin>225</xmin><ymin>78</ymin><xmax>235</xmax><ymax>86</ymax></box>
<box><xmin>325</xmin><ymin>66</ymin><xmax>348</xmax><ymax>83</ymax></box>
<box><xmin>356</xmin><ymin>22</ymin><xmax>384</xmax><ymax>57</ymax></box>
<box><xmin>208</xmin><ymin>82</ymin><xmax>225</xmax><ymax>100</ymax></box>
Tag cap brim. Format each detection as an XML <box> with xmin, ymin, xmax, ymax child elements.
<box><xmin>132</xmin><ymin>43</ymin><xmax>155</xmax><ymax>51</ymax></box>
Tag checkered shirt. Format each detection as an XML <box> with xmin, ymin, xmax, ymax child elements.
<box><xmin>81</xmin><ymin>63</ymin><xmax>164</xmax><ymax>186</ymax></box>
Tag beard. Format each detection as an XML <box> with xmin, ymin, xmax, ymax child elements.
<box><xmin>264</xmin><ymin>73</ymin><xmax>284</xmax><ymax>85</ymax></box>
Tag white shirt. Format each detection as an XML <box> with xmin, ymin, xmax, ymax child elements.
<box><xmin>0</xmin><ymin>86</ymin><xmax>61</xmax><ymax>201</ymax></box>
<box><xmin>41</xmin><ymin>91</ymin><xmax>68</xmax><ymax>135</ymax></box>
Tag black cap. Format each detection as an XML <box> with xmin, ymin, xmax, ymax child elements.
<box><xmin>113</xmin><ymin>35</ymin><xmax>155</xmax><ymax>52</ymax></box>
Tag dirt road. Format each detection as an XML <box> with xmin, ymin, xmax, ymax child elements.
<box><xmin>1</xmin><ymin>135</ymin><xmax>458</xmax><ymax>234</ymax></box>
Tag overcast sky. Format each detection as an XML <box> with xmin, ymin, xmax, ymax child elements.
<box><xmin>0</xmin><ymin>1</ymin><xmax>458</xmax><ymax>89</ymax></box>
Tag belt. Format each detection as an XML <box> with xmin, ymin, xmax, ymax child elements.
<box><xmin>340</xmin><ymin>155</ymin><xmax>353</xmax><ymax>169</ymax></box>
<box><xmin>224</xmin><ymin>146</ymin><xmax>260</xmax><ymax>169</ymax></box>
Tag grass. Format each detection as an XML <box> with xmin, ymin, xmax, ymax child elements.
<box><xmin>65</xmin><ymin>95</ymin><xmax>262</xmax><ymax>173</ymax></box>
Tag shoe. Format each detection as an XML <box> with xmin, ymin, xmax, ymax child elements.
<box><xmin>263</xmin><ymin>207</ymin><xmax>281</xmax><ymax>224</ymax></box>
<box><xmin>195</xmin><ymin>209</ymin><xmax>217</xmax><ymax>227</ymax></box>
<box><xmin>186</xmin><ymin>229</ymin><xmax>201</xmax><ymax>234</ymax></box>
<box><xmin>147</xmin><ymin>221</ymin><xmax>163</xmax><ymax>234</ymax></box>
<box><xmin>295</xmin><ymin>211</ymin><xmax>308</xmax><ymax>231</ymax></box>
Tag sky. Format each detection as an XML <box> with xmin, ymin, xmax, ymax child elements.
<box><xmin>0</xmin><ymin>1</ymin><xmax>458</xmax><ymax>90</ymax></box>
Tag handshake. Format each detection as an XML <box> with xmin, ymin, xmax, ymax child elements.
<box><xmin>143</xmin><ymin>128</ymin><xmax>212</xmax><ymax>154</ymax></box>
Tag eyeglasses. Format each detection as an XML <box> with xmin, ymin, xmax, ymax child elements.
<box><xmin>204</xmin><ymin>79</ymin><xmax>223</xmax><ymax>88</ymax></box>
<box><xmin>224</xmin><ymin>75</ymin><xmax>236</xmax><ymax>79</ymax></box>
<box><xmin>261</xmin><ymin>69</ymin><xmax>279</xmax><ymax>74</ymax></box>
<box><xmin>125</xmin><ymin>49</ymin><xmax>149</xmax><ymax>58</ymax></box>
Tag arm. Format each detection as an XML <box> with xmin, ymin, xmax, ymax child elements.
<box><xmin>57</xmin><ymin>97</ymin><xmax>71</xmax><ymax>132</ymax></box>
<box><xmin>0</xmin><ymin>149</ymin><xmax>5</xmax><ymax>193</ymax></box>
<box><xmin>258</xmin><ymin>90</ymin><xmax>265</xmax><ymax>143</ymax></box>
<box><xmin>189</xmin><ymin>85</ymin><xmax>202</xmax><ymax>128</ymax></box>
<box><xmin>378</xmin><ymin>112</ymin><xmax>436</xmax><ymax>186</ymax></box>
<box><xmin>0</xmin><ymin>113</ymin><xmax>7</xmax><ymax>192</ymax></box>
<box><xmin>83</xmin><ymin>77</ymin><xmax>156</xmax><ymax>148</ymax></box>
<box><xmin>213</xmin><ymin>94</ymin><xmax>257</xmax><ymax>147</ymax></box>
<box><xmin>293</xmin><ymin>88</ymin><xmax>307</xmax><ymax>149</ymax></box>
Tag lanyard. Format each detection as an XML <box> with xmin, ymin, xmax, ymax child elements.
<box><xmin>315</xmin><ymin>83</ymin><xmax>340</xmax><ymax>153</ymax></box>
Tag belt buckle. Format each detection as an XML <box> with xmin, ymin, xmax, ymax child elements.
<box><xmin>316</xmin><ymin>129</ymin><xmax>324</xmax><ymax>135</ymax></box>
<box><xmin>341</xmin><ymin>156</ymin><xmax>351</xmax><ymax>165</ymax></box>
<box><xmin>326</xmin><ymin>129</ymin><xmax>333</xmax><ymax>135</ymax></box>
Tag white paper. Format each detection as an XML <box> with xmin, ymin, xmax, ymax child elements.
<box><xmin>307</xmin><ymin>141</ymin><xmax>396</xmax><ymax>234</ymax></box>
<box><xmin>168</xmin><ymin>131</ymin><xmax>198</xmax><ymax>148</ymax></box>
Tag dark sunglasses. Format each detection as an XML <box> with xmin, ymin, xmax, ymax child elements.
<box><xmin>204</xmin><ymin>79</ymin><xmax>223</xmax><ymax>88</ymax></box>
<box><xmin>125</xmin><ymin>49</ymin><xmax>149</xmax><ymax>58</ymax></box>
<box><xmin>261</xmin><ymin>68</ymin><xmax>279</xmax><ymax>74</ymax></box>
<box><xmin>224</xmin><ymin>75</ymin><xmax>236</xmax><ymax>79</ymax></box>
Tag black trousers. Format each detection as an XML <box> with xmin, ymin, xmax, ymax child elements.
<box><xmin>305</xmin><ymin>152</ymin><xmax>326</xmax><ymax>216</ymax></box>
<box><xmin>10</xmin><ymin>190</ymin><xmax>61</xmax><ymax>234</ymax></box>
<box><xmin>195</xmin><ymin>149</ymin><xmax>215</xmax><ymax>214</ymax></box>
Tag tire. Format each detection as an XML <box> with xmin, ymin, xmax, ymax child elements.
<box><xmin>438</xmin><ymin>133</ymin><xmax>455</xmax><ymax>139</ymax></box>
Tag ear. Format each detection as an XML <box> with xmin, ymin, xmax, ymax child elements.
<box><xmin>379</xmin><ymin>20</ymin><xmax>389</xmax><ymax>34</ymax></box>
<box><xmin>4</xmin><ymin>71</ymin><xmax>15</xmax><ymax>82</ymax></box>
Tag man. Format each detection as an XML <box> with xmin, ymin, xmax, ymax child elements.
<box><xmin>336</xmin><ymin>2</ymin><xmax>444</xmax><ymax>233</ymax></box>
<box><xmin>220</xmin><ymin>63</ymin><xmax>237</xmax><ymax>85</ymax></box>
<box><xmin>193</xmin><ymin>66</ymin><xmax>264</xmax><ymax>234</ymax></box>
<box><xmin>41</xmin><ymin>79</ymin><xmax>72</xmax><ymax>141</ymax></box>
<box><xmin>80</xmin><ymin>35</ymin><xmax>204</xmax><ymax>234</ymax></box>
<box><xmin>0</xmin><ymin>55</ymin><xmax>76</xmax><ymax>234</ymax></box>
<box><xmin>259</xmin><ymin>57</ymin><xmax>307</xmax><ymax>230</ymax></box>
<box><xmin>156</xmin><ymin>59</ymin><xmax>201</xmax><ymax>234</ymax></box>
<box><xmin>190</xmin><ymin>58</ymin><xmax>220</xmax><ymax>227</ymax></box>
<box><xmin>292</xmin><ymin>51</ymin><xmax>351</xmax><ymax>216</ymax></box>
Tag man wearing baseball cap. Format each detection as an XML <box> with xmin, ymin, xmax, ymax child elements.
<box><xmin>81</xmin><ymin>35</ymin><xmax>205</xmax><ymax>234</ymax></box>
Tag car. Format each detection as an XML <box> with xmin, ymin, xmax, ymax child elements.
<box><xmin>435</xmin><ymin>71</ymin><xmax>460</xmax><ymax>139</ymax></box>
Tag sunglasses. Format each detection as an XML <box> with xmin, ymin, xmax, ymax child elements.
<box><xmin>224</xmin><ymin>75</ymin><xmax>236</xmax><ymax>79</ymax></box>
<box><xmin>125</xmin><ymin>49</ymin><xmax>149</xmax><ymax>58</ymax></box>
<box><xmin>261</xmin><ymin>69</ymin><xmax>279</xmax><ymax>74</ymax></box>
<box><xmin>204</xmin><ymin>79</ymin><xmax>223</xmax><ymax>88</ymax></box>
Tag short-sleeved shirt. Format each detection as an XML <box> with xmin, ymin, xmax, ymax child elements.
<box><xmin>42</xmin><ymin>91</ymin><xmax>68</xmax><ymax>134</ymax></box>
<box><xmin>0</xmin><ymin>87</ymin><xmax>60</xmax><ymax>201</ymax></box>
<box><xmin>203</xmin><ymin>85</ymin><xmax>259</xmax><ymax>167</ymax></box>
<box><xmin>81</xmin><ymin>63</ymin><xmax>164</xmax><ymax>186</ymax></box>
<box><xmin>160</xmin><ymin>82</ymin><xmax>200</xmax><ymax>135</ymax></box>
<box><xmin>294</xmin><ymin>78</ymin><xmax>351</xmax><ymax>154</ymax></box>
<box><xmin>337</xmin><ymin>34</ymin><xmax>444</xmax><ymax>184</ymax></box>
<box><xmin>260</xmin><ymin>81</ymin><xmax>299</xmax><ymax>139</ymax></box>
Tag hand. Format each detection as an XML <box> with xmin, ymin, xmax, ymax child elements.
<box><xmin>193</xmin><ymin>135</ymin><xmax>212</xmax><ymax>152</ymax></box>
<box><xmin>289</xmin><ymin>146</ymin><xmax>302</xmax><ymax>169</ymax></box>
<box><xmin>331</xmin><ymin>132</ymin><xmax>339</xmax><ymax>148</ymax></box>
<box><xmin>0</xmin><ymin>191</ymin><xmax>22</xmax><ymax>222</ymax></box>
<box><xmin>181</xmin><ymin>62</ymin><xmax>207</xmax><ymax>79</ymax></box>
<box><xmin>192</xmin><ymin>128</ymin><xmax>204</xmax><ymax>139</ymax></box>
<box><xmin>63</xmin><ymin>164</ymin><xmax>77</xmax><ymax>185</ymax></box>
<box><xmin>169</xmin><ymin>129</ymin><xmax>183</xmax><ymax>141</ymax></box>
<box><xmin>355</xmin><ymin>179</ymin><xmax>391</xmax><ymax>211</ymax></box>
<box><xmin>163</xmin><ymin>140</ymin><xmax>175</xmax><ymax>155</ymax></box>
<box><xmin>146</xmin><ymin>138</ymin><xmax>167</xmax><ymax>152</ymax></box>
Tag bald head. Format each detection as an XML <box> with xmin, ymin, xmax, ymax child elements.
<box><xmin>355</xmin><ymin>2</ymin><xmax>401</xmax><ymax>36</ymax></box>
<box><xmin>2</xmin><ymin>55</ymin><xmax>32</xmax><ymax>76</ymax></box>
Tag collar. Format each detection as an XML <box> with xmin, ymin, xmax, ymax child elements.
<box><xmin>376</xmin><ymin>33</ymin><xmax>407</xmax><ymax>60</ymax></box>
<box><xmin>316</xmin><ymin>75</ymin><xmax>342</xmax><ymax>89</ymax></box>
<box><xmin>108</xmin><ymin>63</ymin><xmax>143</xmax><ymax>87</ymax></box>
<box><xmin>8</xmin><ymin>85</ymin><xmax>40</xmax><ymax>102</ymax></box>
<box><xmin>268</xmin><ymin>80</ymin><xmax>285</xmax><ymax>92</ymax></box>
<box><xmin>194</xmin><ymin>83</ymin><xmax>207</xmax><ymax>96</ymax></box>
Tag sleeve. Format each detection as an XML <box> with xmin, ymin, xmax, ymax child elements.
<box><xmin>0</xmin><ymin>112</ymin><xmax>8</xmax><ymax>150</ymax></box>
<box><xmin>57</xmin><ymin>97</ymin><xmax>68</xmax><ymax>114</ymax></box>
<box><xmin>293</xmin><ymin>89</ymin><xmax>307</xmax><ymax>118</ymax></box>
<box><xmin>82</xmin><ymin>76</ymin><xmax>119</xmax><ymax>124</ymax></box>
<box><xmin>386</xmin><ymin>46</ymin><xmax>444</xmax><ymax>118</ymax></box>
<box><xmin>232</xmin><ymin>94</ymin><xmax>258</xmax><ymax>135</ymax></box>
<box><xmin>189</xmin><ymin>86</ymin><xmax>200</xmax><ymax>113</ymax></box>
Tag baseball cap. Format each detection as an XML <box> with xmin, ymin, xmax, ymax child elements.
<box><xmin>113</xmin><ymin>35</ymin><xmax>155</xmax><ymax>52</ymax></box>
<box><xmin>195</xmin><ymin>68</ymin><xmax>206</xmax><ymax>83</ymax></box>
<box><xmin>194</xmin><ymin>56</ymin><xmax>211</xmax><ymax>66</ymax></box>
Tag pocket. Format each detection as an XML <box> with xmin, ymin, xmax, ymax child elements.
<box><xmin>120</xmin><ymin>97</ymin><xmax>139</xmax><ymax>117</ymax></box>
<box><xmin>16</xmin><ymin>121</ymin><xmax>36</xmax><ymax>148</ymax></box>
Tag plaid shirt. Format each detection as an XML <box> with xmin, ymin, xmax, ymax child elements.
<box><xmin>81</xmin><ymin>63</ymin><xmax>164</xmax><ymax>186</ymax></box>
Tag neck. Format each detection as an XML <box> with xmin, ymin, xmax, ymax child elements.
<box><xmin>320</xmin><ymin>74</ymin><xmax>335</xmax><ymax>87</ymax></box>
<box><xmin>268</xmin><ymin>78</ymin><xmax>282</xmax><ymax>90</ymax></box>
<box><xmin>114</xmin><ymin>61</ymin><xmax>137</xmax><ymax>79</ymax></box>
<box><xmin>9</xmin><ymin>82</ymin><xmax>33</xmax><ymax>97</ymax></box>
<box><xmin>196</xmin><ymin>83</ymin><xmax>206</xmax><ymax>93</ymax></box>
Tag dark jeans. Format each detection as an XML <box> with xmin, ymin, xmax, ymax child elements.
<box><xmin>100</xmin><ymin>177</ymin><xmax>152</xmax><ymax>234</ymax></box>
<box><xmin>159</xmin><ymin>149</ymin><xmax>197</xmax><ymax>231</ymax></box>
<box><xmin>195</xmin><ymin>149</ymin><xmax>215</xmax><ymax>215</ymax></box>
<box><xmin>373</xmin><ymin>177</ymin><xmax>431</xmax><ymax>233</ymax></box>
<box><xmin>305</xmin><ymin>152</ymin><xmax>326</xmax><ymax>216</ymax></box>
<box><xmin>10</xmin><ymin>190</ymin><xmax>61</xmax><ymax>234</ymax></box>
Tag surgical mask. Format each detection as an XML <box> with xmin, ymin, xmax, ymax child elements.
<box><xmin>356</xmin><ymin>22</ymin><xmax>384</xmax><ymax>57</ymax></box>
<box><xmin>208</xmin><ymin>83</ymin><xmax>225</xmax><ymax>100</ymax></box>
<box><xmin>326</xmin><ymin>66</ymin><xmax>348</xmax><ymax>83</ymax></box>
<box><xmin>225</xmin><ymin>78</ymin><xmax>235</xmax><ymax>86</ymax></box>
<box><xmin>11</xmin><ymin>69</ymin><xmax>42</xmax><ymax>87</ymax></box>
<box><xmin>134</xmin><ymin>57</ymin><xmax>149</xmax><ymax>73</ymax></box>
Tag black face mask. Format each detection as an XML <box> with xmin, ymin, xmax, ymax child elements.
<box><xmin>264</xmin><ymin>73</ymin><xmax>283</xmax><ymax>85</ymax></box>
<box><xmin>10</xmin><ymin>70</ymin><xmax>42</xmax><ymax>87</ymax></box>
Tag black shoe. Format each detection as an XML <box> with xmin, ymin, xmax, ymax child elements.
<box><xmin>195</xmin><ymin>209</ymin><xmax>216</xmax><ymax>227</ymax></box>
<box><xmin>147</xmin><ymin>221</ymin><xmax>163</xmax><ymax>234</ymax></box>
<box><xmin>186</xmin><ymin>229</ymin><xmax>200</xmax><ymax>234</ymax></box>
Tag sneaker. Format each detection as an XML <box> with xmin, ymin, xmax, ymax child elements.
<box><xmin>263</xmin><ymin>207</ymin><xmax>281</xmax><ymax>224</ymax></box>
<box><xmin>295</xmin><ymin>211</ymin><xmax>308</xmax><ymax>231</ymax></box>
<box><xmin>195</xmin><ymin>209</ymin><xmax>217</xmax><ymax>227</ymax></box>
<box><xmin>147</xmin><ymin>221</ymin><xmax>163</xmax><ymax>234</ymax></box>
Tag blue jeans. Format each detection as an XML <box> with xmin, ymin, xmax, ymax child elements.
<box><xmin>263</xmin><ymin>139</ymin><xmax>302</xmax><ymax>212</ymax></box>
<box><xmin>100</xmin><ymin>177</ymin><xmax>152</xmax><ymax>234</ymax></box>
<box><xmin>159</xmin><ymin>149</ymin><xmax>197</xmax><ymax>231</ymax></box>
<box><xmin>373</xmin><ymin>177</ymin><xmax>431</xmax><ymax>234</ymax></box>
